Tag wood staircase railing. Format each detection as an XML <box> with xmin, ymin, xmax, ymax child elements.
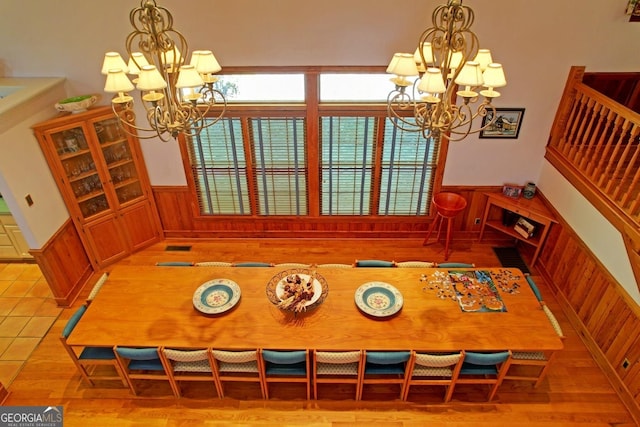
<box><xmin>546</xmin><ymin>66</ymin><xmax>640</xmax><ymax>291</ymax></box>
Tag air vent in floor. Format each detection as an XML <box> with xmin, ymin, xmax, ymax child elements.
<box><xmin>165</xmin><ymin>245</ymin><xmax>192</xmax><ymax>251</ymax></box>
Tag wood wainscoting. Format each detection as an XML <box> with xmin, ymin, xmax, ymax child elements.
<box><xmin>537</xmin><ymin>208</ymin><xmax>640</xmax><ymax>422</ymax></box>
<box><xmin>30</xmin><ymin>218</ymin><xmax>92</xmax><ymax>307</ymax></box>
<box><xmin>152</xmin><ymin>185</ymin><xmax>499</xmax><ymax>239</ymax></box>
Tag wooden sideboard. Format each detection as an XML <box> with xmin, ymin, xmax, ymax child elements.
<box><xmin>478</xmin><ymin>192</ymin><xmax>557</xmax><ymax>266</ymax></box>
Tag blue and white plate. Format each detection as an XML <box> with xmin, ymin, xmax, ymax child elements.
<box><xmin>354</xmin><ymin>281</ymin><xmax>403</xmax><ymax>318</ymax></box>
<box><xmin>193</xmin><ymin>279</ymin><xmax>241</xmax><ymax>315</ymax></box>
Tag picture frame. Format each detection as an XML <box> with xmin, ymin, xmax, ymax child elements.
<box><xmin>502</xmin><ymin>184</ymin><xmax>522</xmax><ymax>198</ymax></box>
<box><xmin>480</xmin><ymin>108</ymin><xmax>525</xmax><ymax>139</ymax></box>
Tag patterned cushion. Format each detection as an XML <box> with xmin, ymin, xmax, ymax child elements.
<box><xmin>212</xmin><ymin>350</ymin><xmax>258</xmax><ymax>364</ymax></box>
<box><xmin>317</xmin><ymin>263</ymin><xmax>352</xmax><ymax>268</ymax></box>
<box><xmin>87</xmin><ymin>272</ymin><xmax>109</xmax><ymax>301</ymax></box>
<box><xmin>397</xmin><ymin>261</ymin><xmax>436</xmax><ymax>268</ymax></box>
<box><xmin>317</xmin><ymin>362</ymin><xmax>359</xmax><ymax>375</ymax></box>
<box><xmin>219</xmin><ymin>361</ymin><xmax>259</xmax><ymax>373</ymax></box>
<box><xmin>315</xmin><ymin>351</ymin><xmax>360</xmax><ymax>364</ymax></box>
<box><xmin>195</xmin><ymin>261</ymin><xmax>232</xmax><ymax>267</ymax></box>
<box><xmin>512</xmin><ymin>351</ymin><xmax>546</xmax><ymax>361</ymax></box>
<box><xmin>173</xmin><ymin>359</ymin><xmax>212</xmax><ymax>372</ymax></box>
<box><xmin>414</xmin><ymin>353</ymin><xmax>462</xmax><ymax>368</ymax></box>
<box><xmin>164</xmin><ymin>349</ymin><xmax>209</xmax><ymax>362</ymax></box>
<box><xmin>543</xmin><ymin>305</ymin><xmax>564</xmax><ymax>337</ymax></box>
<box><xmin>275</xmin><ymin>263</ymin><xmax>311</xmax><ymax>268</ymax></box>
<box><xmin>412</xmin><ymin>366</ymin><xmax>453</xmax><ymax>377</ymax></box>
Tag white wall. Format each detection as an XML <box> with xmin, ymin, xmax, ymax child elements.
<box><xmin>538</xmin><ymin>161</ymin><xmax>640</xmax><ymax>304</ymax></box>
<box><xmin>1</xmin><ymin>0</ymin><xmax>638</xmax><ymax>186</ymax></box>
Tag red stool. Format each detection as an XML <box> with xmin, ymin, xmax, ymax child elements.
<box><xmin>423</xmin><ymin>192</ymin><xmax>467</xmax><ymax>261</ymax></box>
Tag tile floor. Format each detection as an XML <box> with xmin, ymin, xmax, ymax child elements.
<box><xmin>0</xmin><ymin>262</ymin><xmax>62</xmax><ymax>386</ymax></box>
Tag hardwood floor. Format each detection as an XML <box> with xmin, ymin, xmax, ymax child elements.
<box><xmin>4</xmin><ymin>238</ymin><xmax>636</xmax><ymax>426</ymax></box>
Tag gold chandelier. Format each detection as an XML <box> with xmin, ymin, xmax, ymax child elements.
<box><xmin>386</xmin><ymin>0</ymin><xmax>506</xmax><ymax>141</ymax></box>
<box><xmin>101</xmin><ymin>0</ymin><xmax>227</xmax><ymax>141</ymax></box>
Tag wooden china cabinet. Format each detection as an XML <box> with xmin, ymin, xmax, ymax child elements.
<box><xmin>34</xmin><ymin>106</ymin><xmax>162</xmax><ymax>268</ymax></box>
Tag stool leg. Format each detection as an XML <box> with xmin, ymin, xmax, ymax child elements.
<box><xmin>423</xmin><ymin>214</ymin><xmax>442</xmax><ymax>246</ymax></box>
<box><xmin>443</xmin><ymin>216</ymin><xmax>453</xmax><ymax>261</ymax></box>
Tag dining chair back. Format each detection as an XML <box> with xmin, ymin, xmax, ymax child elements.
<box><xmin>155</xmin><ymin>261</ymin><xmax>194</xmax><ymax>266</ymax></box>
<box><xmin>232</xmin><ymin>262</ymin><xmax>274</xmax><ymax>267</ymax></box>
<box><xmin>161</xmin><ymin>348</ymin><xmax>217</xmax><ymax>397</ymax></box>
<box><xmin>316</xmin><ymin>263</ymin><xmax>353</xmax><ymax>268</ymax></box>
<box><xmin>402</xmin><ymin>350</ymin><xmax>465</xmax><ymax>402</ymax></box>
<box><xmin>360</xmin><ymin>350</ymin><xmax>411</xmax><ymax>400</ymax></box>
<box><xmin>60</xmin><ymin>304</ymin><xmax>127</xmax><ymax>387</ymax></box>
<box><xmin>210</xmin><ymin>349</ymin><xmax>265</xmax><ymax>399</ymax></box>
<box><xmin>505</xmin><ymin>305</ymin><xmax>566</xmax><ymax>387</ymax></box>
<box><xmin>354</xmin><ymin>260</ymin><xmax>396</xmax><ymax>268</ymax></box>
<box><xmin>312</xmin><ymin>350</ymin><xmax>364</xmax><ymax>400</ymax></box>
<box><xmin>437</xmin><ymin>262</ymin><xmax>475</xmax><ymax>268</ymax></box>
<box><xmin>396</xmin><ymin>261</ymin><xmax>436</xmax><ymax>268</ymax></box>
<box><xmin>115</xmin><ymin>346</ymin><xmax>172</xmax><ymax>396</ymax></box>
<box><xmin>525</xmin><ymin>274</ymin><xmax>544</xmax><ymax>303</ymax></box>
<box><xmin>274</xmin><ymin>263</ymin><xmax>311</xmax><ymax>268</ymax></box>
<box><xmin>86</xmin><ymin>272</ymin><xmax>109</xmax><ymax>304</ymax></box>
<box><xmin>456</xmin><ymin>350</ymin><xmax>512</xmax><ymax>401</ymax></box>
<box><xmin>260</xmin><ymin>349</ymin><xmax>311</xmax><ymax>399</ymax></box>
<box><xmin>194</xmin><ymin>261</ymin><xmax>232</xmax><ymax>267</ymax></box>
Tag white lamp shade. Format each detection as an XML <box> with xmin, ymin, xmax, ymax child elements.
<box><xmin>101</xmin><ymin>52</ymin><xmax>128</xmax><ymax>75</ymax></box>
<box><xmin>444</xmin><ymin>51</ymin><xmax>464</xmax><ymax>70</ymax></box>
<box><xmin>161</xmin><ymin>47</ymin><xmax>182</xmax><ymax>68</ymax></box>
<box><xmin>127</xmin><ymin>52</ymin><xmax>149</xmax><ymax>75</ymax></box>
<box><xmin>455</xmin><ymin>61</ymin><xmax>484</xmax><ymax>87</ymax></box>
<box><xmin>104</xmin><ymin>69</ymin><xmax>135</xmax><ymax>93</ymax></box>
<box><xmin>175</xmin><ymin>65</ymin><xmax>204</xmax><ymax>88</ymax></box>
<box><xmin>136</xmin><ymin>65</ymin><xmax>167</xmax><ymax>91</ymax></box>
<box><xmin>417</xmin><ymin>68</ymin><xmax>446</xmax><ymax>93</ymax></box>
<box><xmin>483</xmin><ymin>63</ymin><xmax>507</xmax><ymax>88</ymax></box>
<box><xmin>473</xmin><ymin>49</ymin><xmax>493</xmax><ymax>71</ymax></box>
<box><xmin>413</xmin><ymin>42</ymin><xmax>434</xmax><ymax>66</ymax></box>
<box><xmin>190</xmin><ymin>50</ymin><xmax>222</xmax><ymax>74</ymax></box>
<box><xmin>387</xmin><ymin>53</ymin><xmax>419</xmax><ymax>77</ymax></box>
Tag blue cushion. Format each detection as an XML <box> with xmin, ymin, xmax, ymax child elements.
<box><xmin>265</xmin><ymin>361</ymin><xmax>307</xmax><ymax>375</ymax></box>
<box><xmin>365</xmin><ymin>362</ymin><xmax>406</xmax><ymax>375</ymax></box>
<box><xmin>128</xmin><ymin>359</ymin><xmax>165</xmax><ymax>371</ymax></box>
<box><xmin>438</xmin><ymin>262</ymin><xmax>474</xmax><ymax>268</ymax></box>
<box><xmin>61</xmin><ymin>305</ymin><xmax>87</xmax><ymax>338</ymax></box>
<box><xmin>526</xmin><ymin>275</ymin><xmax>544</xmax><ymax>302</ymax></box>
<box><xmin>79</xmin><ymin>347</ymin><xmax>116</xmax><ymax>360</ymax></box>
<box><xmin>356</xmin><ymin>260</ymin><xmax>395</xmax><ymax>268</ymax></box>
<box><xmin>460</xmin><ymin>363</ymin><xmax>499</xmax><ymax>375</ymax></box>
<box><xmin>233</xmin><ymin>262</ymin><xmax>272</xmax><ymax>267</ymax></box>
<box><xmin>116</xmin><ymin>347</ymin><xmax>159</xmax><ymax>360</ymax></box>
<box><xmin>463</xmin><ymin>351</ymin><xmax>510</xmax><ymax>366</ymax></box>
<box><xmin>262</xmin><ymin>350</ymin><xmax>306</xmax><ymax>364</ymax></box>
<box><xmin>365</xmin><ymin>351</ymin><xmax>410</xmax><ymax>365</ymax></box>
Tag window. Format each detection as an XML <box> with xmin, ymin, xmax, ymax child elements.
<box><xmin>186</xmin><ymin>69</ymin><xmax>443</xmax><ymax>218</ymax></box>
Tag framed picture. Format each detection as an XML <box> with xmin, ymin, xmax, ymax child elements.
<box><xmin>480</xmin><ymin>108</ymin><xmax>525</xmax><ymax>139</ymax></box>
<box><xmin>502</xmin><ymin>184</ymin><xmax>522</xmax><ymax>198</ymax></box>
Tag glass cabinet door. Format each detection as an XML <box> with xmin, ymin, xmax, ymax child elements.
<box><xmin>93</xmin><ymin>118</ymin><xmax>144</xmax><ymax>206</ymax></box>
<box><xmin>50</xmin><ymin>126</ymin><xmax>110</xmax><ymax>219</ymax></box>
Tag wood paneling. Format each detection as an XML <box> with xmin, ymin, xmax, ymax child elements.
<box><xmin>537</xmin><ymin>214</ymin><xmax>640</xmax><ymax>422</ymax></box>
<box><xmin>30</xmin><ymin>219</ymin><xmax>92</xmax><ymax>306</ymax></box>
<box><xmin>152</xmin><ymin>185</ymin><xmax>497</xmax><ymax>239</ymax></box>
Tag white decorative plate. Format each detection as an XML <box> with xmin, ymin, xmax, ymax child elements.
<box><xmin>193</xmin><ymin>278</ymin><xmax>241</xmax><ymax>315</ymax></box>
<box><xmin>354</xmin><ymin>281</ymin><xmax>403</xmax><ymax>318</ymax></box>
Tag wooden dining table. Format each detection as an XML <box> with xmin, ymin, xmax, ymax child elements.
<box><xmin>68</xmin><ymin>265</ymin><xmax>564</xmax><ymax>353</ymax></box>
